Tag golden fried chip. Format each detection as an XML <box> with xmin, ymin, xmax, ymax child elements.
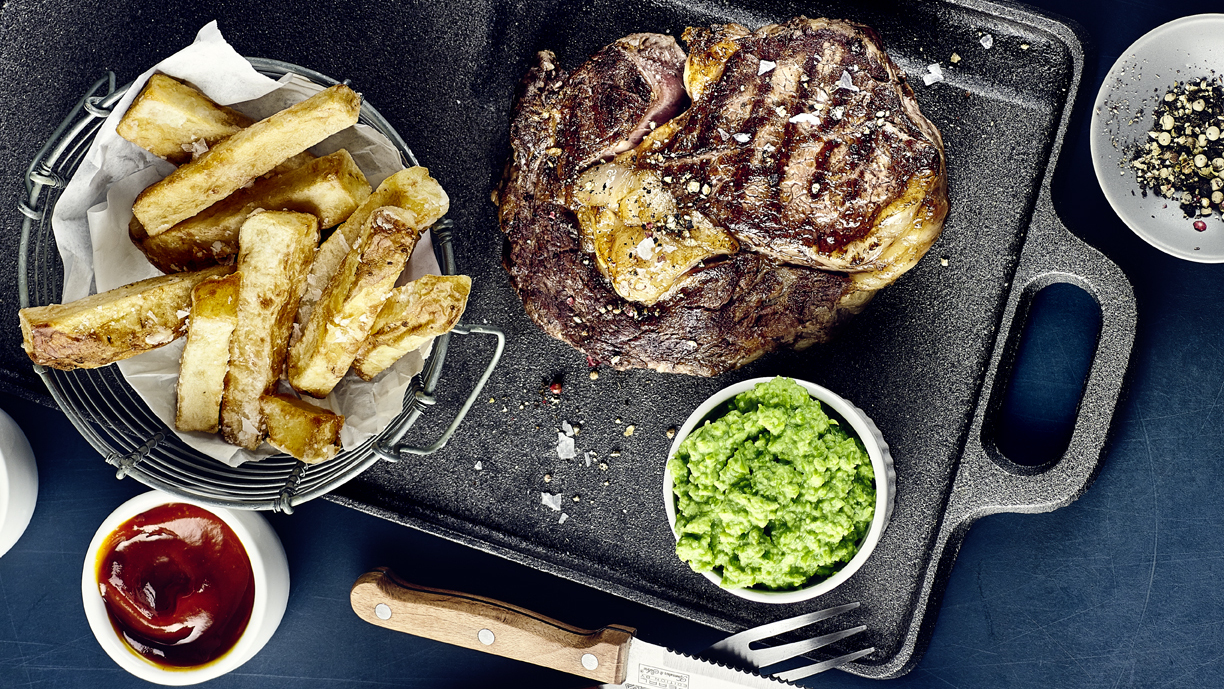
<box><xmin>133</xmin><ymin>84</ymin><xmax>361</xmax><ymax>236</ymax></box>
<box><xmin>18</xmin><ymin>265</ymin><xmax>233</xmax><ymax>371</ymax></box>
<box><xmin>352</xmin><ymin>274</ymin><xmax>471</xmax><ymax>381</ymax></box>
<box><xmin>175</xmin><ymin>273</ymin><xmax>240</xmax><ymax>433</ymax></box>
<box><xmin>219</xmin><ymin>211</ymin><xmax>318</xmax><ymax>449</ymax></box>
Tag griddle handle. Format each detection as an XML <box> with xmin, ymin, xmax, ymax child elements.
<box><xmin>951</xmin><ymin>198</ymin><xmax>1136</xmax><ymax>519</ymax></box>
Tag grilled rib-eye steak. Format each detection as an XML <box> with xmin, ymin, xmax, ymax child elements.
<box><xmin>497</xmin><ymin>17</ymin><xmax>948</xmax><ymax>376</ymax></box>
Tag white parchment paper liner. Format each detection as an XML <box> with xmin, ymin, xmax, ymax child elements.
<box><xmin>50</xmin><ymin>21</ymin><xmax>440</xmax><ymax>466</ymax></box>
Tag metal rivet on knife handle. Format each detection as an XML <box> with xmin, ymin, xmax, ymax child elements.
<box><xmin>478</xmin><ymin>629</ymin><xmax>496</xmax><ymax>645</ymax></box>
<box><xmin>375</xmin><ymin>604</ymin><xmax>391</xmax><ymax>620</ymax></box>
<box><xmin>581</xmin><ymin>653</ymin><xmax>598</xmax><ymax>670</ymax></box>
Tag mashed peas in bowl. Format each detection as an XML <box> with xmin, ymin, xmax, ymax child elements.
<box><xmin>664</xmin><ymin>377</ymin><xmax>895</xmax><ymax>604</ymax></box>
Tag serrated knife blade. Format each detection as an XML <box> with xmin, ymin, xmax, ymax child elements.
<box><xmin>611</xmin><ymin>635</ymin><xmax>790</xmax><ymax>688</ymax></box>
<box><xmin>350</xmin><ymin>568</ymin><xmax>790</xmax><ymax>688</ymax></box>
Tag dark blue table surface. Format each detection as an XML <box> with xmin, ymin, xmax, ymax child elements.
<box><xmin>3</xmin><ymin>1</ymin><xmax>1223</xmax><ymax>687</ymax></box>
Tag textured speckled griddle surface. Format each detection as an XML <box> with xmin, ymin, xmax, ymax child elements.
<box><xmin>0</xmin><ymin>0</ymin><xmax>1134</xmax><ymax>678</ymax></box>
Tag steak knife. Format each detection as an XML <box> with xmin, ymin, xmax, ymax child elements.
<box><xmin>351</xmin><ymin>567</ymin><xmax>788</xmax><ymax>688</ymax></box>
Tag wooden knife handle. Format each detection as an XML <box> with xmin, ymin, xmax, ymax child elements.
<box><xmin>350</xmin><ymin>567</ymin><xmax>635</xmax><ymax>684</ymax></box>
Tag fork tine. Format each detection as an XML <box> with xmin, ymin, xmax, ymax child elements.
<box><xmin>751</xmin><ymin>624</ymin><xmax>867</xmax><ymax>667</ymax></box>
<box><xmin>706</xmin><ymin>601</ymin><xmax>861</xmax><ymax>653</ymax></box>
<box><xmin>773</xmin><ymin>646</ymin><xmax>875</xmax><ymax>682</ymax></box>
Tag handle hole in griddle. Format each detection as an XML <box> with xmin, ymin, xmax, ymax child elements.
<box><xmin>988</xmin><ymin>283</ymin><xmax>1102</xmax><ymax>468</ymax></box>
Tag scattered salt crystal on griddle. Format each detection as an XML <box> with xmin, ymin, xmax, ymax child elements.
<box><xmin>757</xmin><ymin>59</ymin><xmax>776</xmax><ymax>76</ymax></box>
<box><xmin>541</xmin><ymin>492</ymin><xmax>563</xmax><ymax>511</ymax></box>
<box><xmin>835</xmin><ymin>70</ymin><xmax>859</xmax><ymax>92</ymax></box>
<box><xmin>557</xmin><ymin>432</ymin><xmax>576</xmax><ymax>459</ymax></box>
<box><xmin>635</xmin><ymin>238</ymin><xmax>655</xmax><ymax>260</ymax></box>
<box><xmin>561</xmin><ymin>420</ymin><xmax>574</xmax><ymax>437</ymax></box>
<box><xmin>733</xmin><ymin>132</ymin><xmax>750</xmax><ymax>143</ymax></box>
<box><xmin>788</xmin><ymin>113</ymin><xmax>820</xmax><ymax>125</ymax></box>
<box><xmin>584</xmin><ymin>451</ymin><xmax>594</xmax><ymax>467</ymax></box>
<box><xmin>474</xmin><ymin>461</ymin><xmax>483</xmax><ymax>471</ymax></box>
<box><xmin>980</xmin><ymin>33</ymin><xmax>993</xmax><ymax>49</ymax></box>
<box><xmin>559</xmin><ymin>513</ymin><xmax>569</xmax><ymax>524</ymax></box>
<box><xmin>922</xmin><ymin>63</ymin><xmax>944</xmax><ymax>86</ymax></box>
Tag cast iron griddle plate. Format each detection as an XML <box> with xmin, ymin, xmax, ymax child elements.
<box><xmin>331</xmin><ymin>0</ymin><xmax>1131</xmax><ymax>678</ymax></box>
<box><xmin>0</xmin><ymin>0</ymin><xmax>1134</xmax><ymax>678</ymax></box>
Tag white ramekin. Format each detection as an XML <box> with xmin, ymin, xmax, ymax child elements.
<box><xmin>663</xmin><ymin>377</ymin><xmax>896</xmax><ymax>604</ymax></box>
<box><xmin>81</xmin><ymin>490</ymin><xmax>290</xmax><ymax>685</ymax></box>
<box><xmin>0</xmin><ymin>408</ymin><xmax>37</xmax><ymax>558</ymax></box>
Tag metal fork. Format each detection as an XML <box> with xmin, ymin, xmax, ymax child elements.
<box><xmin>702</xmin><ymin>602</ymin><xmax>874</xmax><ymax>682</ymax></box>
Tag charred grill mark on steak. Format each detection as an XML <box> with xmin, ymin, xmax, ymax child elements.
<box><xmin>633</xmin><ymin>18</ymin><xmax>945</xmax><ymax>271</ymax></box>
<box><xmin>553</xmin><ymin>34</ymin><xmax>688</xmax><ymax>180</ymax></box>
<box><xmin>497</xmin><ymin>17</ymin><xmax>947</xmax><ymax>376</ymax></box>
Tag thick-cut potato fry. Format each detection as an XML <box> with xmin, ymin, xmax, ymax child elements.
<box><xmin>220</xmin><ymin>211</ymin><xmax>318</xmax><ymax>449</ymax></box>
<box><xmin>131</xmin><ymin>150</ymin><xmax>371</xmax><ymax>273</ymax></box>
<box><xmin>294</xmin><ymin>167</ymin><xmax>449</xmax><ymax>327</ymax></box>
<box><xmin>115</xmin><ymin>74</ymin><xmax>317</xmax><ymax>173</ymax></box>
<box><xmin>133</xmin><ymin>84</ymin><xmax>361</xmax><ymax>236</ymax></box>
<box><xmin>117</xmin><ymin>74</ymin><xmax>254</xmax><ymax>164</ymax></box>
<box><xmin>175</xmin><ymin>273</ymin><xmax>240</xmax><ymax>433</ymax></box>
<box><xmin>288</xmin><ymin>207</ymin><xmax>422</xmax><ymax>398</ymax></box>
<box><xmin>18</xmin><ymin>265</ymin><xmax>233</xmax><ymax>371</ymax></box>
<box><xmin>352</xmin><ymin>275</ymin><xmax>471</xmax><ymax>381</ymax></box>
<box><xmin>260</xmin><ymin>394</ymin><xmax>344</xmax><ymax>463</ymax></box>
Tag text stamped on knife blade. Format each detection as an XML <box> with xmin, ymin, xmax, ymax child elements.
<box><xmin>636</xmin><ymin>665</ymin><xmax>691</xmax><ymax>689</ymax></box>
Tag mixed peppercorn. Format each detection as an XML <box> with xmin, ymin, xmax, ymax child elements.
<box><xmin>1129</xmin><ymin>77</ymin><xmax>1224</xmax><ymax>222</ymax></box>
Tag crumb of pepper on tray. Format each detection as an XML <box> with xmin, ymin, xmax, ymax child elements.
<box><xmin>1129</xmin><ymin>76</ymin><xmax>1224</xmax><ymax>222</ymax></box>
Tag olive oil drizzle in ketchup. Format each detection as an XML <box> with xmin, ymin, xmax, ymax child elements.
<box><xmin>96</xmin><ymin>503</ymin><xmax>255</xmax><ymax>668</ymax></box>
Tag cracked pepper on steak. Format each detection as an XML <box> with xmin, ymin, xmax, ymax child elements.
<box><xmin>496</xmin><ymin>17</ymin><xmax>949</xmax><ymax>376</ymax></box>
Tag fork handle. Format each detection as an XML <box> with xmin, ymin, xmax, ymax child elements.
<box><xmin>350</xmin><ymin>567</ymin><xmax>635</xmax><ymax>684</ymax></box>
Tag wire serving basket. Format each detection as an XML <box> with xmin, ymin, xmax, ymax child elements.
<box><xmin>18</xmin><ymin>58</ymin><xmax>503</xmax><ymax>513</ymax></box>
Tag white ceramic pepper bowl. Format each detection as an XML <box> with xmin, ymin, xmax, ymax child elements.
<box><xmin>81</xmin><ymin>491</ymin><xmax>290</xmax><ymax>685</ymax></box>
<box><xmin>663</xmin><ymin>377</ymin><xmax>896</xmax><ymax>604</ymax></box>
<box><xmin>1090</xmin><ymin>14</ymin><xmax>1224</xmax><ymax>262</ymax></box>
<box><xmin>0</xmin><ymin>408</ymin><xmax>37</xmax><ymax>559</ymax></box>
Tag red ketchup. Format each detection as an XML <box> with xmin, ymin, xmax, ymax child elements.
<box><xmin>96</xmin><ymin>503</ymin><xmax>255</xmax><ymax>668</ymax></box>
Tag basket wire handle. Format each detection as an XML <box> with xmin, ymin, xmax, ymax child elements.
<box><xmin>374</xmin><ymin>324</ymin><xmax>505</xmax><ymax>460</ymax></box>
<box><xmin>20</xmin><ymin>71</ymin><xmax>120</xmax><ymax>309</ymax></box>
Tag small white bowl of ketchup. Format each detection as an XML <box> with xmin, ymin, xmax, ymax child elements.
<box><xmin>81</xmin><ymin>490</ymin><xmax>289</xmax><ymax>685</ymax></box>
